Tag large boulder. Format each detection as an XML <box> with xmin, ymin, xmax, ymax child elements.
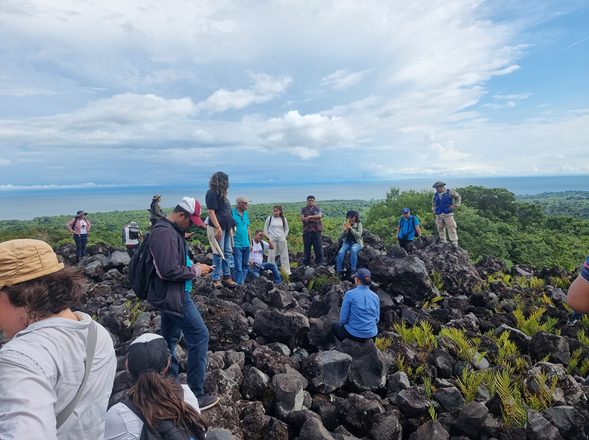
<box><xmin>408</xmin><ymin>420</ymin><xmax>449</xmax><ymax>440</ymax></box>
<box><xmin>302</xmin><ymin>350</ymin><xmax>353</xmax><ymax>394</ymax></box>
<box><xmin>412</xmin><ymin>239</ymin><xmax>483</xmax><ymax>295</ymax></box>
<box><xmin>543</xmin><ymin>406</ymin><xmax>588</xmax><ymax>440</ymax></box>
<box><xmin>454</xmin><ymin>402</ymin><xmax>488</xmax><ymax>439</ymax></box>
<box><xmin>336</xmin><ymin>339</ymin><xmax>387</xmax><ymax>391</ymax></box>
<box><xmin>194</xmin><ymin>296</ymin><xmax>250</xmax><ymax>350</ymax></box>
<box><xmin>529</xmin><ymin>332</ymin><xmax>570</xmax><ymax>365</ymax></box>
<box><xmin>525</xmin><ymin>409</ymin><xmax>564</xmax><ymax>440</ymax></box>
<box><xmin>253</xmin><ymin>309</ymin><xmax>309</xmax><ymax>349</ymax></box>
<box><xmin>393</xmin><ymin>386</ymin><xmax>430</xmax><ymax>418</ymax></box>
<box><xmin>366</xmin><ymin>254</ymin><xmax>437</xmax><ymax>306</ymax></box>
<box><xmin>298</xmin><ymin>417</ymin><xmax>336</xmax><ymax>440</ymax></box>
<box><xmin>272</xmin><ymin>372</ymin><xmax>307</xmax><ymax>418</ymax></box>
<box><xmin>475</xmin><ymin>255</ymin><xmax>506</xmax><ymax>278</ymax></box>
<box><xmin>368</xmin><ymin>412</ymin><xmax>402</xmax><ymax>440</ymax></box>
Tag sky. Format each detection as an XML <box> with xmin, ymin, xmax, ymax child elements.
<box><xmin>0</xmin><ymin>0</ymin><xmax>588</xmax><ymax>189</ymax></box>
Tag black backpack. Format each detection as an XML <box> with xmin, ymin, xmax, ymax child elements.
<box><xmin>121</xmin><ymin>400</ymin><xmax>205</xmax><ymax>440</ymax></box>
<box><xmin>399</xmin><ymin>215</ymin><xmax>417</xmax><ymax>239</ymax></box>
<box><xmin>127</xmin><ymin>221</ymin><xmax>175</xmax><ymax>300</ymax></box>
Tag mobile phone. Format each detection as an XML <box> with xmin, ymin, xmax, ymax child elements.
<box><xmin>345</xmin><ymin>219</ymin><xmax>351</xmax><ymax>227</ymax></box>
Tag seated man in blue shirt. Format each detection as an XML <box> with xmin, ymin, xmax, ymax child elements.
<box><xmin>332</xmin><ymin>268</ymin><xmax>380</xmax><ymax>342</ymax></box>
<box><xmin>395</xmin><ymin>208</ymin><xmax>421</xmax><ymax>253</ymax></box>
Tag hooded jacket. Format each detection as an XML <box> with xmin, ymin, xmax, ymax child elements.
<box><xmin>146</xmin><ymin>218</ymin><xmax>199</xmax><ymax>317</ymax></box>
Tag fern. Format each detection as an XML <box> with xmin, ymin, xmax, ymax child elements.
<box><xmin>495</xmin><ymin>331</ymin><xmax>520</xmax><ymax>366</ymax></box>
<box><xmin>428</xmin><ymin>402</ymin><xmax>437</xmax><ymax>420</ymax></box>
<box><xmin>456</xmin><ymin>368</ymin><xmax>484</xmax><ymax>403</ymax></box>
<box><xmin>495</xmin><ymin>369</ymin><xmax>527</xmax><ymax>428</ymax></box>
<box><xmin>513</xmin><ymin>308</ymin><xmax>557</xmax><ymax>337</ymax></box>
<box><xmin>375</xmin><ymin>336</ymin><xmax>392</xmax><ymax>352</ymax></box>
<box><xmin>567</xmin><ymin>347</ymin><xmax>583</xmax><ymax>374</ymax></box>
<box><xmin>430</xmin><ymin>271</ymin><xmax>444</xmax><ymax>291</ymax></box>
<box><xmin>524</xmin><ymin>372</ymin><xmax>557</xmax><ymax>412</ymax></box>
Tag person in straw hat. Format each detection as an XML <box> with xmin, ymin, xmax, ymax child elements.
<box><xmin>0</xmin><ymin>239</ymin><xmax>116</xmax><ymax>439</ymax></box>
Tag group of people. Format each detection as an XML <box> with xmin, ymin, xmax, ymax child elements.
<box><xmin>2</xmin><ymin>175</ymin><xmax>588</xmax><ymax>440</ymax></box>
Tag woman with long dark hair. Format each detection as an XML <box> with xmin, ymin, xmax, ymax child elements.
<box><xmin>264</xmin><ymin>205</ymin><xmax>291</xmax><ymax>275</ymax></box>
<box><xmin>205</xmin><ymin>172</ymin><xmax>237</xmax><ymax>288</ymax></box>
<box><xmin>104</xmin><ymin>333</ymin><xmax>207</xmax><ymax>440</ymax></box>
<box><xmin>0</xmin><ymin>239</ymin><xmax>116</xmax><ymax>440</ymax></box>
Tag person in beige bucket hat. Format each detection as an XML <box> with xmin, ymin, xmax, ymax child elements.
<box><xmin>0</xmin><ymin>239</ymin><xmax>116</xmax><ymax>439</ymax></box>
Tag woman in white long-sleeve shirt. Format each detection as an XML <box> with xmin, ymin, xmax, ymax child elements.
<box><xmin>264</xmin><ymin>205</ymin><xmax>291</xmax><ymax>275</ymax></box>
<box><xmin>0</xmin><ymin>239</ymin><xmax>116</xmax><ymax>440</ymax></box>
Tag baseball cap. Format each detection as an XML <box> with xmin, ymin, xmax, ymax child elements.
<box><xmin>353</xmin><ymin>268</ymin><xmax>371</xmax><ymax>283</ymax></box>
<box><xmin>0</xmin><ymin>239</ymin><xmax>65</xmax><ymax>289</ymax></box>
<box><xmin>178</xmin><ymin>197</ymin><xmax>205</xmax><ymax>227</ymax></box>
<box><xmin>236</xmin><ymin>196</ymin><xmax>251</xmax><ymax>204</ymax></box>
<box><xmin>402</xmin><ymin>208</ymin><xmax>410</xmax><ymax>214</ymax></box>
<box><xmin>127</xmin><ymin>334</ymin><xmax>169</xmax><ymax>378</ymax></box>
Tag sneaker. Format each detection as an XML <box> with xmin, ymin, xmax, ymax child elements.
<box><xmin>212</xmin><ymin>280</ymin><xmax>222</xmax><ymax>288</ymax></box>
<box><xmin>317</xmin><ymin>262</ymin><xmax>326</xmax><ymax>268</ymax></box>
<box><xmin>222</xmin><ymin>277</ymin><xmax>238</xmax><ymax>288</ymax></box>
<box><xmin>567</xmin><ymin>312</ymin><xmax>582</xmax><ymax>327</ymax></box>
<box><xmin>335</xmin><ymin>271</ymin><xmax>343</xmax><ymax>279</ymax></box>
<box><xmin>197</xmin><ymin>394</ymin><xmax>220</xmax><ymax>411</ymax></box>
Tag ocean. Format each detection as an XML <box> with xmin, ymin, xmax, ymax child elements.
<box><xmin>1</xmin><ymin>175</ymin><xmax>588</xmax><ymax>221</ymax></box>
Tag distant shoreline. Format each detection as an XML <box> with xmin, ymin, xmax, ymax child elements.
<box><xmin>2</xmin><ymin>175</ymin><xmax>588</xmax><ymax>221</ymax></box>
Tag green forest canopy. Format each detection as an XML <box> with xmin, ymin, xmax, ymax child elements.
<box><xmin>1</xmin><ymin>188</ymin><xmax>588</xmax><ymax>271</ymax></box>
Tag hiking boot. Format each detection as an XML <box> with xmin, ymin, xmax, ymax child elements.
<box><xmin>335</xmin><ymin>271</ymin><xmax>343</xmax><ymax>279</ymax></box>
<box><xmin>567</xmin><ymin>312</ymin><xmax>582</xmax><ymax>327</ymax></box>
<box><xmin>212</xmin><ymin>280</ymin><xmax>222</xmax><ymax>288</ymax></box>
<box><xmin>222</xmin><ymin>277</ymin><xmax>238</xmax><ymax>288</ymax></box>
<box><xmin>197</xmin><ymin>394</ymin><xmax>220</xmax><ymax>411</ymax></box>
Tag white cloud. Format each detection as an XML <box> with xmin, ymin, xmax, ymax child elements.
<box><xmin>195</xmin><ymin>73</ymin><xmax>292</xmax><ymax>114</ymax></box>
<box><xmin>493</xmin><ymin>93</ymin><xmax>531</xmax><ymax>100</ymax></box>
<box><xmin>144</xmin><ymin>69</ymin><xmax>195</xmax><ymax>84</ymax></box>
<box><xmin>483</xmin><ymin>101</ymin><xmax>516</xmax><ymax>109</ymax></box>
<box><xmin>0</xmin><ymin>158</ymin><xmax>11</xmax><ymax>166</ymax></box>
<box><xmin>320</xmin><ymin>69</ymin><xmax>374</xmax><ymax>90</ymax></box>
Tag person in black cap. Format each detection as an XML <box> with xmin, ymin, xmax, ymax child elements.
<box><xmin>332</xmin><ymin>268</ymin><xmax>380</xmax><ymax>342</ymax></box>
<box><xmin>104</xmin><ymin>334</ymin><xmax>207</xmax><ymax>440</ymax></box>
<box><xmin>66</xmin><ymin>210</ymin><xmax>91</xmax><ymax>260</ymax></box>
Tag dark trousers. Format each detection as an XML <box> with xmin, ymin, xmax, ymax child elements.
<box><xmin>399</xmin><ymin>237</ymin><xmax>413</xmax><ymax>253</ymax></box>
<box><xmin>73</xmin><ymin>233</ymin><xmax>88</xmax><ymax>258</ymax></box>
<box><xmin>160</xmin><ymin>291</ymin><xmax>209</xmax><ymax>397</ymax></box>
<box><xmin>303</xmin><ymin>231</ymin><xmax>323</xmax><ymax>265</ymax></box>
<box><xmin>126</xmin><ymin>244</ymin><xmax>139</xmax><ymax>258</ymax></box>
<box><xmin>331</xmin><ymin>322</ymin><xmax>374</xmax><ymax>342</ymax></box>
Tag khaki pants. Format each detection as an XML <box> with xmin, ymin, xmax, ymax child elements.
<box><xmin>267</xmin><ymin>236</ymin><xmax>291</xmax><ymax>275</ymax></box>
<box><xmin>436</xmin><ymin>213</ymin><xmax>458</xmax><ymax>244</ymax></box>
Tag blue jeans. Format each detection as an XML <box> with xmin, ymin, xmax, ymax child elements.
<box><xmin>212</xmin><ymin>229</ymin><xmax>232</xmax><ymax>281</ymax></box>
<box><xmin>336</xmin><ymin>242</ymin><xmax>361</xmax><ymax>271</ymax></box>
<box><xmin>73</xmin><ymin>234</ymin><xmax>88</xmax><ymax>258</ymax></box>
<box><xmin>160</xmin><ymin>291</ymin><xmax>209</xmax><ymax>397</ymax></box>
<box><xmin>233</xmin><ymin>246</ymin><xmax>250</xmax><ymax>285</ymax></box>
<box><xmin>248</xmin><ymin>263</ymin><xmax>282</xmax><ymax>284</ymax></box>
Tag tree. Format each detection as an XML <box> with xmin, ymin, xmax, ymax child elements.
<box><xmin>456</xmin><ymin>185</ymin><xmax>517</xmax><ymax>222</ymax></box>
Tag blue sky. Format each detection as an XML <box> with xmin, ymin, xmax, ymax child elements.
<box><xmin>0</xmin><ymin>0</ymin><xmax>587</xmax><ymax>189</ymax></box>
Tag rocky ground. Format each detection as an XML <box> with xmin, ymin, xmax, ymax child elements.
<box><xmin>2</xmin><ymin>231</ymin><xmax>588</xmax><ymax>440</ymax></box>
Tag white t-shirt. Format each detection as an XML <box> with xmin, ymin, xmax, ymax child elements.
<box><xmin>79</xmin><ymin>220</ymin><xmax>88</xmax><ymax>234</ymax></box>
<box><xmin>265</xmin><ymin>216</ymin><xmax>289</xmax><ymax>239</ymax></box>
<box><xmin>104</xmin><ymin>385</ymin><xmax>200</xmax><ymax>440</ymax></box>
<box><xmin>250</xmin><ymin>240</ymin><xmax>270</xmax><ymax>267</ymax></box>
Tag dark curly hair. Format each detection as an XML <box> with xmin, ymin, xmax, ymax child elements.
<box><xmin>209</xmin><ymin>172</ymin><xmax>230</xmax><ymax>203</ymax></box>
<box><xmin>2</xmin><ymin>266</ymin><xmax>85</xmax><ymax>321</ymax></box>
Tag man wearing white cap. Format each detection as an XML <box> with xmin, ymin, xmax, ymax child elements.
<box><xmin>145</xmin><ymin>196</ymin><xmax>219</xmax><ymax>411</ymax></box>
